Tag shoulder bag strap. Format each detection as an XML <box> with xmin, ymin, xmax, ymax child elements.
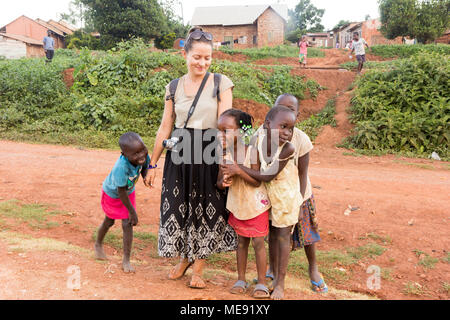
<box><xmin>183</xmin><ymin>72</ymin><xmax>211</xmax><ymax>129</ymax></box>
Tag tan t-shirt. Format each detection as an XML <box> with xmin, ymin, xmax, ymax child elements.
<box><xmin>253</xmin><ymin>127</ymin><xmax>314</xmax><ymax>201</ymax></box>
<box><xmin>291</xmin><ymin>128</ymin><xmax>314</xmax><ymax>201</ymax></box>
<box><xmin>166</xmin><ymin>74</ymin><xmax>234</xmax><ymax>130</ymax></box>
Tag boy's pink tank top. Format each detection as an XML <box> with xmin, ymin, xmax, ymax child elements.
<box><xmin>299</xmin><ymin>41</ymin><xmax>308</xmax><ymax>54</ymax></box>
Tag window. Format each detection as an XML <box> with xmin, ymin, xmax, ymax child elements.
<box><xmin>238</xmin><ymin>36</ymin><xmax>247</xmax><ymax>44</ymax></box>
<box><xmin>253</xmin><ymin>35</ymin><xmax>257</xmax><ymax>45</ymax></box>
<box><xmin>268</xmin><ymin>31</ymin><xmax>273</xmax><ymax>43</ymax></box>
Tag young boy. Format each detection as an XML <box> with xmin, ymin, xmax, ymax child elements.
<box><xmin>267</xmin><ymin>94</ymin><xmax>328</xmax><ymax>294</ymax></box>
<box><xmin>95</xmin><ymin>132</ymin><xmax>150</xmax><ymax>273</ymax></box>
<box><xmin>43</xmin><ymin>30</ymin><xmax>55</xmax><ymax>64</ymax></box>
<box><xmin>350</xmin><ymin>32</ymin><xmax>369</xmax><ymax>75</ymax></box>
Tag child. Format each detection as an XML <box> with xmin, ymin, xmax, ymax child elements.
<box><xmin>273</xmin><ymin>94</ymin><xmax>328</xmax><ymax>293</ymax></box>
<box><xmin>94</xmin><ymin>132</ymin><xmax>150</xmax><ymax>273</ymax></box>
<box><xmin>298</xmin><ymin>35</ymin><xmax>309</xmax><ymax>68</ymax></box>
<box><xmin>350</xmin><ymin>32</ymin><xmax>369</xmax><ymax>75</ymax></box>
<box><xmin>217</xmin><ymin>109</ymin><xmax>272</xmax><ymax>299</ymax></box>
<box><xmin>223</xmin><ymin>106</ymin><xmax>301</xmax><ymax>300</ymax></box>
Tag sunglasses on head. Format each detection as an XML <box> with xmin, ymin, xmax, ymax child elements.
<box><xmin>188</xmin><ymin>30</ymin><xmax>213</xmax><ymax>41</ymax></box>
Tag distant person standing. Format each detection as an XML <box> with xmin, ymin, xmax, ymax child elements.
<box><xmin>297</xmin><ymin>35</ymin><xmax>309</xmax><ymax>68</ymax></box>
<box><xmin>350</xmin><ymin>32</ymin><xmax>369</xmax><ymax>75</ymax></box>
<box><xmin>43</xmin><ymin>30</ymin><xmax>55</xmax><ymax>63</ymax></box>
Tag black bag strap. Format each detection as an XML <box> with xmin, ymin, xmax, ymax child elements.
<box><xmin>166</xmin><ymin>78</ymin><xmax>180</xmax><ymax>114</ymax></box>
<box><xmin>183</xmin><ymin>72</ymin><xmax>211</xmax><ymax>129</ymax></box>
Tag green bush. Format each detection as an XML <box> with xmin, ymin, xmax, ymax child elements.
<box><xmin>369</xmin><ymin>44</ymin><xmax>450</xmax><ymax>59</ymax></box>
<box><xmin>0</xmin><ymin>40</ymin><xmax>320</xmax><ymax>149</ymax></box>
<box><xmin>219</xmin><ymin>45</ymin><xmax>325</xmax><ymax>60</ymax></box>
<box><xmin>348</xmin><ymin>52</ymin><xmax>450</xmax><ymax>158</ymax></box>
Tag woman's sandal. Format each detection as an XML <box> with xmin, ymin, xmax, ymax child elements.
<box><xmin>252</xmin><ymin>284</ymin><xmax>271</xmax><ymax>299</ymax></box>
<box><xmin>168</xmin><ymin>262</ymin><xmax>193</xmax><ymax>280</ymax></box>
<box><xmin>230</xmin><ymin>280</ymin><xmax>249</xmax><ymax>295</ymax></box>
<box><xmin>252</xmin><ymin>271</ymin><xmax>274</xmax><ymax>285</ymax></box>
<box><xmin>311</xmin><ymin>277</ymin><xmax>329</xmax><ymax>294</ymax></box>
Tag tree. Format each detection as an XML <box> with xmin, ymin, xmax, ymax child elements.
<box><xmin>81</xmin><ymin>0</ymin><xmax>170</xmax><ymax>49</ymax></box>
<box><xmin>332</xmin><ymin>20</ymin><xmax>351</xmax><ymax>30</ymax></box>
<box><xmin>286</xmin><ymin>0</ymin><xmax>325</xmax><ymax>42</ymax></box>
<box><xmin>59</xmin><ymin>0</ymin><xmax>95</xmax><ymax>32</ymax></box>
<box><xmin>379</xmin><ymin>0</ymin><xmax>449</xmax><ymax>43</ymax></box>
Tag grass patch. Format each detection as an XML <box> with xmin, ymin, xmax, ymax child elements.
<box><xmin>442</xmin><ymin>252</ymin><xmax>450</xmax><ymax>264</ymax></box>
<box><xmin>403</xmin><ymin>281</ymin><xmax>425</xmax><ymax>296</ymax></box>
<box><xmin>443</xmin><ymin>282</ymin><xmax>450</xmax><ymax>294</ymax></box>
<box><xmin>0</xmin><ymin>231</ymin><xmax>90</xmax><ymax>255</ymax></box>
<box><xmin>381</xmin><ymin>268</ymin><xmax>393</xmax><ymax>281</ymax></box>
<box><xmin>418</xmin><ymin>255</ymin><xmax>439</xmax><ymax>269</ymax></box>
<box><xmin>91</xmin><ymin>228</ymin><xmax>158</xmax><ymax>252</ymax></box>
<box><xmin>0</xmin><ymin>200</ymin><xmax>64</xmax><ymax>229</ymax></box>
<box><xmin>359</xmin><ymin>233</ymin><xmax>392</xmax><ymax>245</ymax></box>
<box><xmin>393</xmin><ymin>160</ymin><xmax>435</xmax><ymax>170</ymax></box>
<box><xmin>220</xmin><ymin>45</ymin><xmax>325</xmax><ymax>60</ymax></box>
<box><xmin>297</xmin><ymin>97</ymin><xmax>337</xmax><ymax>141</ymax></box>
<box><xmin>347</xmin><ymin>243</ymin><xmax>387</xmax><ymax>260</ymax></box>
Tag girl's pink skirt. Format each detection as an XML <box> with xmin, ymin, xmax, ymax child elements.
<box><xmin>228</xmin><ymin>210</ymin><xmax>269</xmax><ymax>238</ymax></box>
<box><xmin>101</xmin><ymin>190</ymin><xmax>136</xmax><ymax>220</ymax></box>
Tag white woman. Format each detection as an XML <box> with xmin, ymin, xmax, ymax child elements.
<box><xmin>146</xmin><ymin>27</ymin><xmax>237</xmax><ymax>289</ymax></box>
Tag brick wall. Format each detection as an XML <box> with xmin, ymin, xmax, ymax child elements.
<box><xmin>27</xmin><ymin>44</ymin><xmax>45</xmax><ymax>58</ymax></box>
<box><xmin>362</xmin><ymin>19</ymin><xmax>402</xmax><ymax>46</ymax></box>
<box><xmin>0</xmin><ymin>36</ymin><xmax>27</xmax><ymax>59</ymax></box>
<box><xmin>201</xmin><ymin>24</ymin><xmax>257</xmax><ymax>49</ymax></box>
<box><xmin>257</xmin><ymin>7</ymin><xmax>285</xmax><ymax>48</ymax></box>
<box><xmin>5</xmin><ymin>15</ymin><xmax>65</xmax><ymax>49</ymax></box>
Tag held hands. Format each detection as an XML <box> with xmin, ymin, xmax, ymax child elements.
<box><xmin>222</xmin><ymin>174</ymin><xmax>233</xmax><ymax>188</ymax></box>
<box><xmin>220</xmin><ymin>162</ymin><xmax>241</xmax><ymax>178</ymax></box>
<box><xmin>144</xmin><ymin>168</ymin><xmax>156</xmax><ymax>188</ymax></box>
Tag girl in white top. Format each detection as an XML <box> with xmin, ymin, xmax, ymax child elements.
<box><xmin>217</xmin><ymin>109</ymin><xmax>272</xmax><ymax>299</ymax></box>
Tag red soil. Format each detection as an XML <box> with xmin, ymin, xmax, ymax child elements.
<box><xmin>4</xmin><ymin>48</ymin><xmax>448</xmax><ymax>300</ymax></box>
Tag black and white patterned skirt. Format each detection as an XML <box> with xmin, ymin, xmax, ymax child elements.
<box><xmin>158</xmin><ymin>128</ymin><xmax>237</xmax><ymax>262</ymax></box>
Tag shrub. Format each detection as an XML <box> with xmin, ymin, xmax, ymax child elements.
<box><xmin>348</xmin><ymin>52</ymin><xmax>450</xmax><ymax>158</ymax></box>
<box><xmin>219</xmin><ymin>45</ymin><xmax>325</xmax><ymax>60</ymax></box>
<box><xmin>369</xmin><ymin>44</ymin><xmax>450</xmax><ymax>58</ymax></box>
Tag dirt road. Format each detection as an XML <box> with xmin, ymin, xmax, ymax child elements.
<box><xmin>1</xmin><ymin>49</ymin><xmax>448</xmax><ymax>300</ymax></box>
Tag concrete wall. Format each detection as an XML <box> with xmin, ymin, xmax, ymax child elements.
<box><xmin>0</xmin><ymin>35</ymin><xmax>26</xmax><ymax>59</ymax></box>
<box><xmin>257</xmin><ymin>8</ymin><xmax>285</xmax><ymax>48</ymax></box>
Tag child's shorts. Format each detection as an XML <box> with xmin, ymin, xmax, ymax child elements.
<box><xmin>292</xmin><ymin>194</ymin><xmax>321</xmax><ymax>249</ymax></box>
<box><xmin>101</xmin><ymin>190</ymin><xmax>136</xmax><ymax>220</ymax></box>
<box><xmin>299</xmin><ymin>53</ymin><xmax>307</xmax><ymax>63</ymax></box>
<box><xmin>356</xmin><ymin>54</ymin><xmax>366</xmax><ymax>63</ymax></box>
<box><xmin>228</xmin><ymin>210</ymin><xmax>269</xmax><ymax>238</ymax></box>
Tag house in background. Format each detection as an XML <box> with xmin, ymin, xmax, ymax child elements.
<box><xmin>435</xmin><ymin>29</ymin><xmax>450</xmax><ymax>44</ymax></box>
<box><xmin>0</xmin><ymin>15</ymin><xmax>74</xmax><ymax>59</ymax></box>
<box><xmin>348</xmin><ymin>19</ymin><xmax>402</xmax><ymax>46</ymax></box>
<box><xmin>0</xmin><ymin>33</ymin><xmax>43</xmax><ymax>59</ymax></box>
<box><xmin>191</xmin><ymin>4</ymin><xmax>288</xmax><ymax>49</ymax></box>
<box><xmin>306</xmin><ymin>32</ymin><xmax>333</xmax><ymax>47</ymax></box>
<box><xmin>331</xmin><ymin>22</ymin><xmax>359</xmax><ymax>48</ymax></box>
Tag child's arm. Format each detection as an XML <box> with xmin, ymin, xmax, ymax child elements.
<box><xmin>141</xmin><ymin>155</ymin><xmax>150</xmax><ymax>187</ymax></box>
<box><xmin>297</xmin><ymin>153</ymin><xmax>310</xmax><ymax>200</ymax></box>
<box><xmin>220</xmin><ymin>148</ymin><xmax>261</xmax><ymax>188</ymax></box>
<box><xmin>227</xmin><ymin>143</ymin><xmax>295</xmax><ymax>183</ymax></box>
<box><xmin>118</xmin><ymin>187</ymin><xmax>138</xmax><ymax>226</ymax></box>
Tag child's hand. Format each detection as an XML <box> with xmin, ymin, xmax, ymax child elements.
<box><xmin>220</xmin><ymin>163</ymin><xmax>241</xmax><ymax>177</ymax></box>
<box><xmin>222</xmin><ymin>175</ymin><xmax>233</xmax><ymax>187</ymax></box>
<box><xmin>129</xmin><ymin>212</ymin><xmax>138</xmax><ymax>226</ymax></box>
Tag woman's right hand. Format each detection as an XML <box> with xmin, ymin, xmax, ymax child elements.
<box><xmin>145</xmin><ymin>169</ymin><xmax>157</xmax><ymax>188</ymax></box>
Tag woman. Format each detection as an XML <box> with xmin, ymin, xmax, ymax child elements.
<box><xmin>146</xmin><ymin>27</ymin><xmax>237</xmax><ymax>289</ymax></box>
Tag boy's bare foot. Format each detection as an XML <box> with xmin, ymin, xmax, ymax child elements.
<box><xmin>189</xmin><ymin>274</ymin><xmax>206</xmax><ymax>289</ymax></box>
<box><xmin>168</xmin><ymin>260</ymin><xmax>192</xmax><ymax>280</ymax></box>
<box><xmin>122</xmin><ymin>260</ymin><xmax>135</xmax><ymax>273</ymax></box>
<box><xmin>94</xmin><ymin>243</ymin><xmax>107</xmax><ymax>260</ymax></box>
<box><xmin>270</xmin><ymin>285</ymin><xmax>285</xmax><ymax>300</ymax></box>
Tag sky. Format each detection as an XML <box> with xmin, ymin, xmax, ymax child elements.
<box><xmin>0</xmin><ymin>0</ymin><xmax>381</xmax><ymax>31</ymax></box>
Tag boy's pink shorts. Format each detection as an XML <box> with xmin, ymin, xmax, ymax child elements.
<box><xmin>101</xmin><ymin>190</ymin><xmax>136</xmax><ymax>220</ymax></box>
